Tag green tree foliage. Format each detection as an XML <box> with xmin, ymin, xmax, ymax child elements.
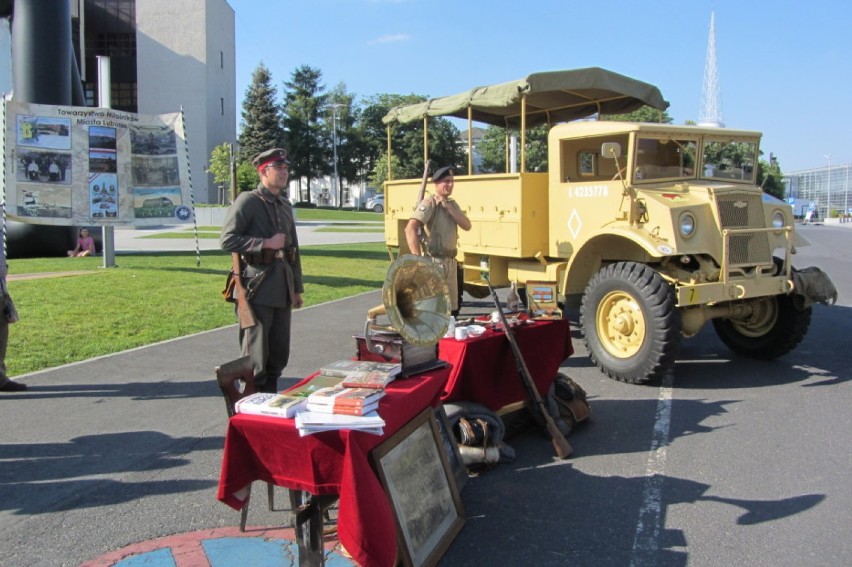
<box><xmin>283</xmin><ymin>65</ymin><xmax>327</xmax><ymax>203</ymax></box>
<box><xmin>207</xmin><ymin>143</ymin><xmax>259</xmax><ymax>201</ymax></box>
<box><xmin>476</xmin><ymin>124</ymin><xmax>549</xmax><ymax>173</ymax></box>
<box><xmin>324</xmin><ymin>83</ymin><xmax>372</xmax><ymax>205</ymax></box>
<box><xmin>360</xmin><ymin>94</ymin><xmax>465</xmax><ymax>185</ymax></box>
<box><xmin>237</xmin><ymin>161</ymin><xmax>260</xmax><ymax>195</ymax></box>
<box><xmin>238</xmin><ymin>63</ymin><xmax>286</xmax><ymax>162</ymax></box>
<box><xmin>601</xmin><ymin>105</ymin><xmax>673</xmax><ymax>123</ymax></box>
<box><xmin>758</xmin><ymin>156</ymin><xmax>786</xmax><ymax>200</ymax></box>
<box><xmin>207</xmin><ymin>143</ymin><xmax>231</xmax><ymax>187</ymax></box>
<box><xmin>369</xmin><ymin>153</ymin><xmax>402</xmax><ymax>190</ymax></box>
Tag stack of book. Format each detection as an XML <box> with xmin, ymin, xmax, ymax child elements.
<box><xmin>306</xmin><ymin>386</ymin><xmax>386</xmax><ymax>416</ymax></box>
<box><xmin>295</xmin><ymin>409</ymin><xmax>385</xmax><ymax>437</ymax></box>
<box><xmin>234</xmin><ymin>374</ymin><xmax>343</xmax><ymax>419</ymax></box>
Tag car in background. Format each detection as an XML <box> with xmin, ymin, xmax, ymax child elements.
<box><xmin>365</xmin><ymin>194</ymin><xmax>384</xmax><ymax>213</ymax></box>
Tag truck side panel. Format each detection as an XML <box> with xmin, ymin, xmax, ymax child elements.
<box><xmin>385</xmin><ymin>173</ymin><xmax>550</xmax><ymax>259</ymax></box>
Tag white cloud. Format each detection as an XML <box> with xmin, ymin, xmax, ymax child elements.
<box><xmin>368</xmin><ymin>33</ymin><xmax>409</xmax><ymax>45</ymax></box>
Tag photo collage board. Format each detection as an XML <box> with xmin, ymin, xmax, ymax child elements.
<box><xmin>1</xmin><ymin>101</ymin><xmax>193</xmax><ymax>227</ymax></box>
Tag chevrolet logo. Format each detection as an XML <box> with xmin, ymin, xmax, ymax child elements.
<box><xmin>733</xmin><ymin>200</ymin><xmax>747</xmax><ymax>208</ymax></box>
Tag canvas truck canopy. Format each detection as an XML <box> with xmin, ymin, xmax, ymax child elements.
<box><xmin>382</xmin><ymin>67</ymin><xmax>669</xmax><ymax>128</ymax></box>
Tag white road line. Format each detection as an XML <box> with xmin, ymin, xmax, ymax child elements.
<box><xmin>630</xmin><ymin>372</ymin><xmax>674</xmax><ymax>566</ymax></box>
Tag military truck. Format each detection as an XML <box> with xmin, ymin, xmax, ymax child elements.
<box><xmin>380</xmin><ymin>68</ymin><xmax>816</xmax><ymax>384</ymax></box>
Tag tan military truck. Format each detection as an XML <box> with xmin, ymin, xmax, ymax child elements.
<box><xmin>381</xmin><ymin>68</ymin><xmax>816</xmax><ymax>384</ymax></box>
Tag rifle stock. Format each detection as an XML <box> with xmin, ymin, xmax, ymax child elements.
<box><xmin>415</xmin><ymin>160</ymin><xmax>432</xmax><ymax>254</ymax></box>
<box><xmin>231</xmin><ymin>253</ymin><xmax>258</xmax><ymax>329</ymax></box>
<box><xmin>484</xmin><ymin>277</ymin><xmax>572</xmax><ymax>459</ymax></box>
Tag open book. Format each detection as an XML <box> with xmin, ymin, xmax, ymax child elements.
<box><xmin>320</xmin><ymin>359</ymin><xmax>401</xmax><ymax>388</ymax></box>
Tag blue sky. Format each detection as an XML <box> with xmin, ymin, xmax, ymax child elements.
<box><xmin>229</xmin><ymin>0</ymin><xmax>851</xmax><ymax>173</ymax></box>
<box><xmin>0</xmin><ymin>1</ymin><xmax>847</xmax><ymax>173</ymax></box>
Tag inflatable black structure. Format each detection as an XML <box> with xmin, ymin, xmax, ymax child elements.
<box><xmin>2</xmin><ymin>0</ymin><xmax>96</xmax><ymax>258</ymax></box>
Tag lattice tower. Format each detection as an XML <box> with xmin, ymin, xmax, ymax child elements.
<box><xmin>699</xmin><ymin>12</ymin><xmax>724</xmax><ymax>127</ymax></box>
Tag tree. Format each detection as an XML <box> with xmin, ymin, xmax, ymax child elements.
<box><xmin>361</xmin><ymin>93</ymin><xmax>465</xmax><ymax>185</ymax></box>
<box><xmin>476</xmin><ymin>124</ymin><xmax>549</xmax><ymax>173</ymax></box>
<box><xmin>601</xmin><ymin>105</ymin><xmax>673</xmax><ymax>123</ymax></box>
<box><xmin>758</xmin><ymin>155</ymin><xmax>785</xmax><ymax>200</ymax></box>
<box><xmin>324</xmin><ymin>83</ymin><xmax>371</xmax><ymax>206</ymax></box>
<box><xmin>207</xmin><ymin>143</ymin><xmax>259</xmax><ymax>200</ymax></box>
<box><xmin>238</xmin><ymin>63</ymin><xmax>286</xmax><ymax>163</ymax></box>
<box><xmin>207</xmin><ymin>143</ymin><xmax>231</xmax><ymax>188</ymax></box>
<box><xmin>283</xmin><ymin>65</ymin><xmax>327</xmax><ymax>203</ymax></box>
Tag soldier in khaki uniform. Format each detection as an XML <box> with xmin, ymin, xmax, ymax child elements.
<box><xmin>405</xmin><ymin>166</ymin><xmax>471</xmax><ymax>315</ymax></box>
<box><xmin>220</xmin><ymin>148</ymin><xmax>304</xmax><ymax>393</ymax></box>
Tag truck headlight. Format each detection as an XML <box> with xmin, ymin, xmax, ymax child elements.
<box><xmin>771</xmin><ymin>210</ymin><xmax>786</xmax><ymax>229</ymax></box>
<box><xmin>679</xmin><ymin>211</ymin><xmax>696</xmax><ymax>239</ymax></box>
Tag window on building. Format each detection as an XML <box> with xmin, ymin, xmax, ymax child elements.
<box><xmin>221</xmin><ymin>97</ymin><xmax>225</xmax><ymax>115</ymax></box>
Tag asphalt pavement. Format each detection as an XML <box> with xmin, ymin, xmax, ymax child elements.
<box><xmin>1</xmin><ymin>221</ymin><xmax>850</xmax><ymax>566</ymax></box>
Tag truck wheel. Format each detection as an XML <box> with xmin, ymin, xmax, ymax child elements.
<box><xmin>712</xmin><ymin>294</ymin><xmax>811</xmax><ymax>359</ymax></box>
<box><xmin>580</xmin><ymin>262</ymin><xmax>681</xmax><ymax>384</ymax></box>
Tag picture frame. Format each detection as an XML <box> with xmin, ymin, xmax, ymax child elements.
<box><xmin>433</xmin><ymin>404</ymin><xmax>467</xmax><ymax>492</ymax></box>
<box><xmin>371</xmin><ymin>407</ymin><xmax>465</xmax><ymax>567</ymax></box>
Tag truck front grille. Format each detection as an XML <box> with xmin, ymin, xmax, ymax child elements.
<box><xmin>715</xmin><ymin>193</ymin><xmax>772</xmax><ymax>266</ymax></box>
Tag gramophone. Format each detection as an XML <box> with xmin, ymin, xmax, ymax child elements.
<box><xmin>356</xmin><ymin>254</ymin><xmax>451</xmax><ymax>376</ymax></box>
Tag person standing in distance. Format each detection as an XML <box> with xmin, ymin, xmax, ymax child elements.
<box><xmin>0</xmin><ymin>205</ymin><xmax>26</xmax><ymax>393</ymax></box>
<box><xmin>404</xmin><ymin>166</ymin><xmax>471</xmax><ymax>316</ymax></box>
<box><xmin>220</xmin><ymin>148</ymin><xmax>304</xmax><ymax>393</ymax></box>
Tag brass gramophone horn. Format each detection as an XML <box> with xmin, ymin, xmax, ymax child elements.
<box><xmin>364</xmin><ymin>254</ymin><xmax>451</xmax><ymax>350</ymax></box>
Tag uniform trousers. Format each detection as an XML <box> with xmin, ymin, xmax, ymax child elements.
<box><xmin>433</xmin><ymin>257</ymin><xmax>460</xmax><ymax>314</ymax></box>
<box><xmin>0</xmin><ymin>317</ymin><xmax>9</xmax><ymax>387</ymax></box>
<box><xmin>239</xmin><ymin>302</ymin><xmax>292</xmax><ymax>393</ymax></box>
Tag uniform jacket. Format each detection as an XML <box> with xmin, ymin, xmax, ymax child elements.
<box><xmin>220</xmin><ymin>184</ymin><xmax>304</xmax><ymax>308</ymax></box>
<box><xmin>411</xmin><ymin>196</ymin><xmax>462</xmax><ymax>257</ymax></box>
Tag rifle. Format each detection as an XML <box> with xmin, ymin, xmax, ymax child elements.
<box><xmin>231</xmin><ymin>253</ymin><xmax>258</xmax><ymax>329</ymax></box>
<box><xmin>484</xmin><ymin>276</ymin><xmax>573</xmax><ymax>459</ymax></box>
<box><xmin>415</xmin><ymin>159</ymin><xmax>432</xmax><ymax>255</ymax></box>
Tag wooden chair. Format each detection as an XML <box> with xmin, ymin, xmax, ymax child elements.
<box><xmin>215</xmin><ymin>356</ymin><xmax>276</xmax><ymax>531</ymax></box>
<box><xmin>217</xmin><ymin>356</ymin><xmax>339</xmax><ymax>560</ymax></box>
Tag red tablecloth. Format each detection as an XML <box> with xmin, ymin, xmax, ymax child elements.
<box><xmin>217</xmin><ymin>366</ymin><xmax>450</xmax><ymax>567</ymax></box>
<box><xmin>438</xmin><ymin>319</ymin><xmax>573</xmax><ymax>410</ymax></box>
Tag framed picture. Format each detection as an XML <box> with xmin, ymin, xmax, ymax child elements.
<box><xmin>433</xmin><ymin>405</ymin><xmax>467</xmax><ymax>492</ymax></box>
<box><xmin>371</xmin><ymin>407</ymin><xmax>465</xmax><ymax>567</ymax></box>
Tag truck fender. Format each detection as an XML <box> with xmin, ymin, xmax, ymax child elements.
<box><xmin>564</xmin><ymin>230</ymin><xmax>671</xmax><ymax>297</ymax></box>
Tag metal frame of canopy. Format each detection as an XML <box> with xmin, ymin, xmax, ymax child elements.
<box><xmin>381</xmin><ymin>67</ymin><xmax>669</xmax><ymax>176</ymax></box>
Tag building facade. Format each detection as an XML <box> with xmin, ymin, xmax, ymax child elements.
<box><xmin>784</xmin><ymin>163</ymin><xmax>852</xmax><ymax>219</ymax></box>
<box><xmin>78</xmin><ymin>0</ymin><xmax>235</xmax><ymax>204</ymax></box>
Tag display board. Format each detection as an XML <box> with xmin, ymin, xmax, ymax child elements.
<box><xmin>2</xmin><ymin>101</ymin><xmax>193</xmax><ymax>226</ymax></box>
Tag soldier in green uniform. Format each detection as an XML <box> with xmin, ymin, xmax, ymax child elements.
<box><xmin>220</xmin><ymin>148</ymin><xmax>304</xmax><ymax>393</ymax></box>
<box><xmin>404</xmin><ymin>166</ymin><xmax>471</xmax><ymax>315</ymax></box>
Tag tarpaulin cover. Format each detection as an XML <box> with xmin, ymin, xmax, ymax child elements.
<box><xmin>382</xmin><ymin>67</ymin><xmax>668</xmax><ymax>128</ymax></box>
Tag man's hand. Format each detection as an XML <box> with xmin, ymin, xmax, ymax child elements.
<box><xmin>262</xmin><ymin>233</ymin><xmax>286</xmax><ymax>249</ymax></box>
<box><xmin>293</xmin><ymin>293</ymin><xmax>304</xmax><ymax>309</ymax></box>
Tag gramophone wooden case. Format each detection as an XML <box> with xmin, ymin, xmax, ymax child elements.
<box><xmin>353</xmin><ymin>334</ymin><xmax>443</xmax><ymax>377</ymax></box>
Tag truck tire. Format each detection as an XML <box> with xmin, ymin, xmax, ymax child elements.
<box><xmin>580</xmin><ymin>262</ymin><xmax>681</xmax><ymax>384</ymax></box>
<box><xmin>712</xmin><ymin>294</ymin><xmax>811</xmax><ymax>360</ymax></box>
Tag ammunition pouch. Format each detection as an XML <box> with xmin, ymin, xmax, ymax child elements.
<box><xmin>242</xmin><ymin>246</ymin><xmax>298</xmax><ymax>267</ymax></box>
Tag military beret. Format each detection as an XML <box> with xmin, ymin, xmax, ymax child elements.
<box><xmin>432</xmin><ymin>166</ymin><xmax>453</xmax><ymax>182</ymax></box>
<box><xmin>252</xmin><ymin>148</ymin><xmax>289</xmax><ymax>170</ymax></box>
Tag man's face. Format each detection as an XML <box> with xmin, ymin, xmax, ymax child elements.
<box><xmin>260</xmin><ymin>161</ymin><xmax>289</xmax><ymax>192</ymax></box>
<box><xmin>434</xmin><ymin>174</ymin><xmax>454</xmax><ymax>198</ymax></box>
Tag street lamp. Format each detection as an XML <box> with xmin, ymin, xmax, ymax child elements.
<box><xmin>824</xmin><ymin>153</ymin><xmax>832</xmax><ymax>219</ymax></box>
<box><xmin>330</xmin><ymin>103</ymin><xmax>342</xmax><ymax>209</ymax></box>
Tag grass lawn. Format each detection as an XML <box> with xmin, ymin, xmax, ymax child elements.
<box><xmin>6</xmin><ymin>242</ymin><xmax>390</xmax><ymax>377</ymax></box>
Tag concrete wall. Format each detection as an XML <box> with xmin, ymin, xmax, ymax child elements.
<box><xmin>193</xmin><ymin>206</ymin><xmax>228</xmax><ymax>226</ymax></box>
<box><xmin>135</xmin><ymin>0</ymin><xmax>235</xmax><ymax>205</ymax></box>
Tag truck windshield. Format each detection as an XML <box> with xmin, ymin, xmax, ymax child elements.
<box><xmin>633</xmin><ymin>137</ymin><xmax>697</xmax><ymax>182</ymax></box>
<box><xmin>701</xmin><ymin>139</ymin><xmax>758</xmax><ymax>183</ymax></box>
